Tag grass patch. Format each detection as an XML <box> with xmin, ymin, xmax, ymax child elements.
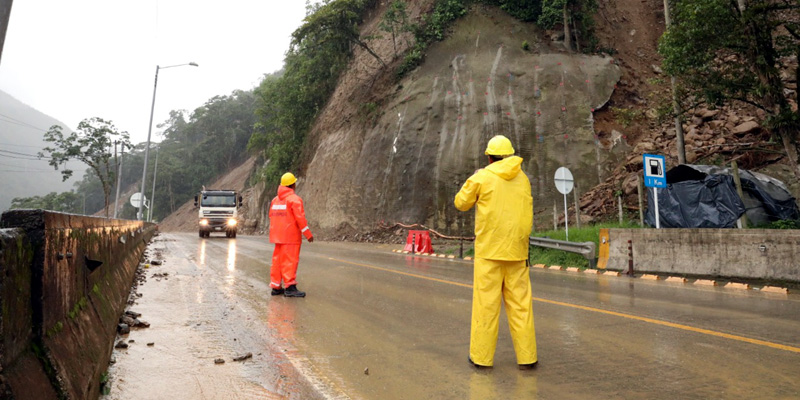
<box><xmin>611</xmin><ymin>106</ymin><xmax>641</xmax><ymax>127</ymax></box>
<box><xmin>429</xmin><ymin>222</ymin><xmax>641</xmax><ymax>267</ymax></box>
<box><xmin>431</xmin><ymin>240</ymin><xmax>475</xmax><ymax>258</ymax></box>
<box><xmin>530</xmin><ymin>222</ymin><xmax>640</xmax><ymax>268</ymax></box>
<box><xmin>100</xmin><ymin>371</ymin><xmax>111</xmax><ymax>395</ymax></box>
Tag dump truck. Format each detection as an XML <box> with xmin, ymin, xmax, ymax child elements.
<box><xmin>194</xmin><ymin>189</ymin><xmax>243</xmax><ymax>238</ymax></box>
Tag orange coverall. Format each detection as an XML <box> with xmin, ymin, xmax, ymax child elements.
<box><xmin>269</xmin><ymin>185</ymin><xmax>313</xmax><ymax>289</ymax></box>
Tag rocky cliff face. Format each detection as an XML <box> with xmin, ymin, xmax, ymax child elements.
<box><xmin>299</xmin><ymin>5</ymin><xmax>622</xmax><ymax>237</ymax></box>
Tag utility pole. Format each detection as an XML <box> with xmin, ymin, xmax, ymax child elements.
<box><xmin>573</xmin><ymin>183</ymin><xmax>581</xmax><ymax>229</ymax></box>
<box><xmin>663</xmin><ymin>0</ymin><xmax>686</xmax><ymax>164</ymax></box>
<box><xmin>148</xmin><ymin>144</ymin><xmax>159</xmax><ymax>222</ymax></box>
<box><xmin>113</xmin><ymin>142</ymin><xmax>125</xmax><ymax>219</ymax></box>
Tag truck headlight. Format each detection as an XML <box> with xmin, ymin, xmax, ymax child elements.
<box><xmin>227</xmin><ymin>219</ymin><xmax>237</xmax><ymax>226</ymax></box>
<box><xmin>200</xmin><ymin>219</ymin><xmax>209</xmax><ymax>226</ymax></box>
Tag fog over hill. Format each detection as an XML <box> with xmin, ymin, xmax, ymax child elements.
<box><xmin>0</xmin><ymin>89</ymin><xmax>82</xmax><ymax>212</ymax></box>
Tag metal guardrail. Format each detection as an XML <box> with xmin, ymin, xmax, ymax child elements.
<box><xmin>530</xmin><ymin>237</ymin><xmax>597</xmax><ymax>268</ymax></box>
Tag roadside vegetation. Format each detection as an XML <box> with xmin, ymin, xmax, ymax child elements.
<box><xmin>10</xmin><ymin>191</ymin><xmax>82</xmax><ymax>214</ymax></box>
<box><xmin>247</xmin><ymin>0</ymin><xmax>379</xmax><ymax>186</ymax></box>
<box><xmin>529</xmin><ymin>222</ymin><xmax>640</xmax><ymax>269</ymax></box>
<box><xmin>398</xmin><ymin>0</ymin><xmax>598</xmax><ymax>77</ymax></box>
<box><xmin>436</xmin><ymin>222</ymin><xmax>641</xmax><ymax>268</ymax></box>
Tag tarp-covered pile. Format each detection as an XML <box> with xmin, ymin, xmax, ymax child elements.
<box><xmin>645</xmin><ymin>164</ymin><xmax>800</xmax><ymax>228</ymax></box>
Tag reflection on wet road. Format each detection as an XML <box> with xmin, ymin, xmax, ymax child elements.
<box><xmin>109</xmin><ymin>233</ymin><xmax>800</xmax><ymax>399</ymax></box>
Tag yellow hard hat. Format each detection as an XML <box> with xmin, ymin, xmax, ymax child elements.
<box><xmin>485</xmin><ymin>135</ymin><xmax>515</xmax><ymax>156</ymax></box>
<box><xmin>280</xmin><ymin>172</ymin><xmax>297</xmax><ymax>186</ymax></box>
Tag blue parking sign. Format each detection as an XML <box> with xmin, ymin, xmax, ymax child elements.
<box><xmin>643</xmin><ymin>154</ymin><xmax>667</xmax><ymax>188</ymax></box>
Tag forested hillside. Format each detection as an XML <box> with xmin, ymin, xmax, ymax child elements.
<box><xmin>102</xmin><ymin>89</ymin><xmax>258</xmax><ymax>221</ymax></box>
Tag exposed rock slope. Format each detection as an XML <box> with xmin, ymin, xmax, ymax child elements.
<box><xmin>301</xmin><ymin>6</ymin><xmax>622</xmax><ymax>237</ymax></box>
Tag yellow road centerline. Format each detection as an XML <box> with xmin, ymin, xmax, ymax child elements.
<box><xmin>532</xmin><ymin>297</ymin><xmax>800</xmax><ymax>354</ymax></box>
<box><xmin>327</xmin><ymin>257</ymin><xmax>472</xmax><ymax>289</ymax></box>
<box><xmin>327</xmin><ymin>256</ymin><xmax>800</xmax><ymax>354</ymax></box>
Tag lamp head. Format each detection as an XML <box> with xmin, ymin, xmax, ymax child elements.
<box><xmin>189</xmin><ymin>62</ymin><xmax>199</xmax><ymax>67</ymax></box>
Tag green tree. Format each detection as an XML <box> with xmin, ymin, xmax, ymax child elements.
<box><xmin>497</xmin><ymin>0</ymin><xmax>542</xmax><ymax>21</ymax></box>
<box><xmin>397</xmin><ymin>0</ymin><xmax>469</xmax><ymax>77</ymax></box>
<box><xmin>539</xmin><ymin>0</ymin><xmax>597</xmax><ymax>52</ymax></box>
<box><xmin>379</xmin><ymin>1</ymin><xmax>411</xmax><ymax>58</ymax></box>
<box><xmin>40</xmin><ymin>117</ymin><xmax>130</xmax><ymax>217</ymax></box>
<box><xmin>297</xmin><ymin>0</ymin><xmax>384</xmax><ymax>67</ymax></box>
<box><xmin>249</xmin><ymin>1</ymin><xmax>380</xmax><ymax>185</ymax></box>
<box><xmin>10</xmin><ymin>191</ymin><xmax>82</xmax><ymax>213</ymax></box>
<box><xmin>659</xmin><ymin>0</ymin><xmax>800</xmax><ymax>179</ymax></box>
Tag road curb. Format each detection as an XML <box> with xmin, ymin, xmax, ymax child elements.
<box><xmin>389</xmin><ymin>249</ymin><xmax>791</xmax><ymax>295</ymax></box>
<box><xmin>392</xmin><ymin>248</ymin><xmax>472</xmax><ymax>261</ymax></box>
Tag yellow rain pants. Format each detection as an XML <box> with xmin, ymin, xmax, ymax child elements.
<box><xmin>470</xmin><ymin>258</ymin><xmax>537</xmax><ymax>366</ymax></box>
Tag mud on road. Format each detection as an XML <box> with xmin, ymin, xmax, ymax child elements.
<box><xmin>106</xmin><ymin>234</ymin><xmax>337</xmax><ymax>400</ymax></box>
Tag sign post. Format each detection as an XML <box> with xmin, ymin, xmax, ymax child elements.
<box><xmin>554</xmin><ymin>167</ymin><xmax>574</xmax><ymax>240</ymax></box>
<box><xmin>642</xmin><ymin>154</ymin><xmax>667</xmax><ymax>229</ymax></box>
<box><xmin>130</xmin><ymin>192</ymin><xmax>149</xmax><ymax>211</ymax></box>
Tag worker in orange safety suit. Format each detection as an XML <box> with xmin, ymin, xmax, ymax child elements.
<box><xmin>269</xmin><ymin>172</ymin><xmax>314</xmax><ymax>298</ymax></box>
<box><xmin>454</xmin><ymin>135</ymin><xmax>537</xmax><ymax>370</ymax></box>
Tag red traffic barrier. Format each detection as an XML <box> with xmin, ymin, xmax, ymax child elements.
<box><xmin>403</xmin><ymin>230</ymin><xmax>433</xmax><ymax>254</ymax></box>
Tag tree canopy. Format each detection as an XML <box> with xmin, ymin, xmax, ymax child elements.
<box><xmin>659</xmin><ymin>0</ymin><xmax>800</xmax><ymax>177</ymax></box>
<box><xmin>10</xmin><ymin>191</ymin><xmax>82</xmax><ymax>214</ymax></box>
<box><xmin>248</xmin><ymin>0</ymin><xmax>378</xmax><ymax>185</ymax></box>
<box><xmin>40</xmin><ymin>117</ymin><xmax>130</xmax><ymax>217</ymax></box>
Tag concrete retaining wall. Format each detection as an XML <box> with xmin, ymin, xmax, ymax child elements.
<box><xmin>605</xmin><ymin>228</ymin><xmax>800</xmax><ymax>283</ymax></box>
<box><xmin>0</xmin><ymin>210</ymin><xmax>155</xmax><ymax>399</ymax></box>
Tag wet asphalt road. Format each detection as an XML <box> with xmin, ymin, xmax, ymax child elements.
<box><xmin>108</xmin><ymin>233</ymin><xmax>800</xmax><ymax>399</ymax></box>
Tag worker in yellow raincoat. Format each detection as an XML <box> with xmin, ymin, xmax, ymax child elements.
<box><xmin>454</xmin><ymin>135</ymin><xmax>537</xmax><ymax>370</ymax></box>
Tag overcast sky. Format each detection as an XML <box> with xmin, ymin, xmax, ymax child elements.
<box><xmin>0</xmin><ymin>0</ymin><xmax>308</xmax><ymax>145</ymax></box>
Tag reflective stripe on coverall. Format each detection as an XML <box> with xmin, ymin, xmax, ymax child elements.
<box><xmin>269</xmin><ymin>186</ymin><xmax>313</xmax><ymax>289</ymax></box>
<box><xmin>454</xmin><ymin>155</ymin><xmax>536</xmax><ymax>366</ymax></box>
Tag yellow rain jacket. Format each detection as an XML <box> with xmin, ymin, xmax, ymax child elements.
<box><xmin>454</xmin><ymin>156</ymin><xmax>533</xmax><ymax>260</ymax></box>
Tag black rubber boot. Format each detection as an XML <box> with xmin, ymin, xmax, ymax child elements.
<box><xmin>284</xmin><ymin>285</ymin><xmax>306</xmax><ymax>298</ymax></box>
<box><xmin>468</xmin><ymin>357</ymin><xmax>491</xmax><ymax>369</ymax></box>
<box><xmin>271</xmin><ymin>288</ymin><xmax>284</xmax><ymax>296</ymax></box>
<box><xmin>518</xmin><ymin>361</ymin><xmax>538</xmax><ymax>370</ymax></box>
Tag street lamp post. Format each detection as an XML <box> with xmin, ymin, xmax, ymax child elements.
<box><xmin>137</xmin><ymin>62</ymin><xmax>198</xmax><ymax>220</ymax></box>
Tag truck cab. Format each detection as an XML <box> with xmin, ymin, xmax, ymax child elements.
<box><xmin>194</xmin><ymin>190</ymin><xmax>243</xmax><ymax>238</ymax></box>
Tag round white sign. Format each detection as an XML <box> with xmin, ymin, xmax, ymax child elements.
<box><xmin>130</xmin><ymin>192</ymin><xmax>147</xmax><ymax>208</ymax></box>
<box><xmin>554</xmin><ymin>167</ymin><xmax>574</xmax><ymax>194</ymax></box>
